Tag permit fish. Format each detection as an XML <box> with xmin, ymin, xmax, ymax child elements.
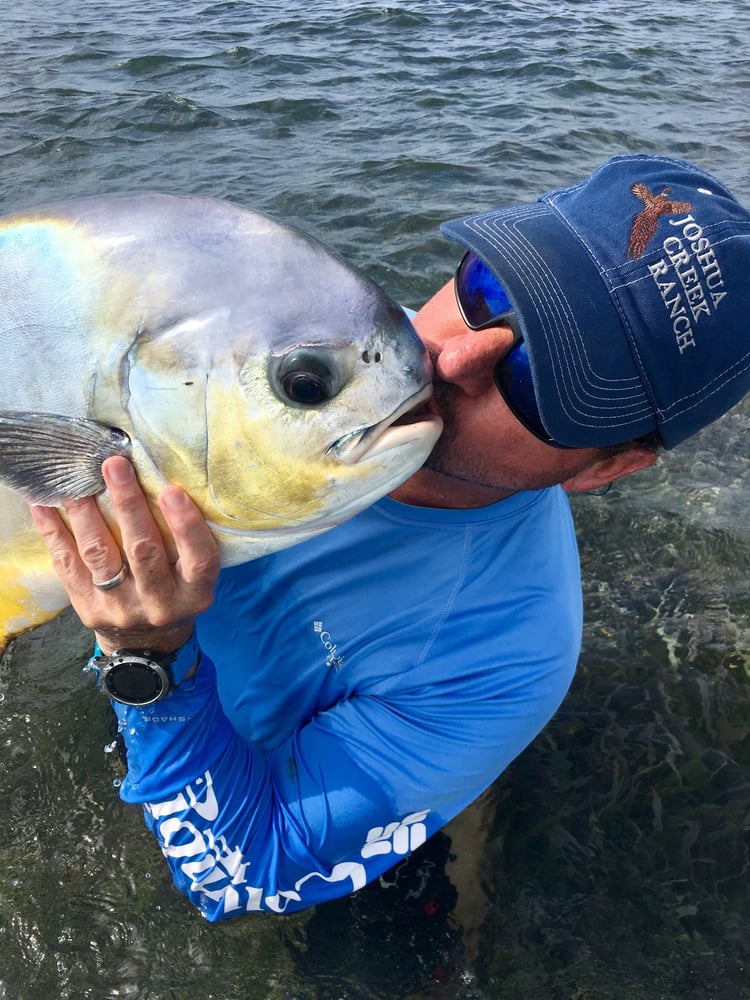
<box><xmin>0</xmin><ymin>193</ymin><xmax>442</xmax><ymax>652</ymax></box>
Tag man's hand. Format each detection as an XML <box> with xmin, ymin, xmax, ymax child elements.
<box><xmin>30</xmin><ymin>456</ymin><xmax>220</xmax><ymax>655</ymax></box>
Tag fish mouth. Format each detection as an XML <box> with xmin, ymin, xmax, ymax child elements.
<box><xmin>328</xmin><ymin>385</ymin><xmax>443</xmax><ymax>465</ymax></box>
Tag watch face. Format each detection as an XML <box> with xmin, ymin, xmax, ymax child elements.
<box><xmin>103</xmin><ymin>659</ymin><xmax>168</xmax><ymax>706</ymax></box>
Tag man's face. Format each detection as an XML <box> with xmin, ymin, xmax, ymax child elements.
<box><xmin>411</xmin><ymin>279</ymin><xmax>605</xmax><ymax>500</ymax></box>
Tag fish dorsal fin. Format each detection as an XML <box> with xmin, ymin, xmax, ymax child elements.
<box><xmin>0</xmin><ymin>411</ymin><xmax>131</xmax><ymax>506</ymax></box>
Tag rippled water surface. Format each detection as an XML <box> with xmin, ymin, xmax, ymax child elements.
<box><xmin>1</xmin><ymin>2</ymin><xmax>749</xmax><ymax>998</ymax></box>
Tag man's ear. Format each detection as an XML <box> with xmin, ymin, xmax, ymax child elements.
<box><xmin>562</xmin><ymin>447</ymin><xmax>658</xmax><ymax>493</ymax></box>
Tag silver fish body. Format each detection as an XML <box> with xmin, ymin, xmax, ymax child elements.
<box><xmin>0</xmin><ymin>194</ymin><xmax>442</xmax><ymax>649</ymax></box>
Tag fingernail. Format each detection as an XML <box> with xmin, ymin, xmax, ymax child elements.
<box><xmin>105</xmin><ymin>457</ymin><xmax>133</xmax><ymax>484</ymax></box>
<box><xmin>162</xmin><ymin>487</ymin><xmax>187</xmax><ymax>509</ymax></box>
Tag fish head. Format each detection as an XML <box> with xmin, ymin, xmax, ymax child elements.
<box><xmin>112</xmin><ymin>198</ymin><xmax>442</xmax><ymax>557</ymax></box>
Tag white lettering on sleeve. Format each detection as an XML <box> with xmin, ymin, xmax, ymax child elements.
<box><xmin>145</xmin><ymin>770</ymin><xmax>430</xmax><ymax>915</ymax></box>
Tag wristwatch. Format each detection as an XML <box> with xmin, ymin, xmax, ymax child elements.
<box><xmin>88</xmin><ymin>631</ymin><xmax>201</xmax><ymax>707</ymax></box>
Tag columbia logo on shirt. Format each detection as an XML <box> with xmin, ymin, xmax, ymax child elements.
<box><xmin>313</xmin><ymin>621</ymin><xmax>345</xmax><ymax>671</ymax></box>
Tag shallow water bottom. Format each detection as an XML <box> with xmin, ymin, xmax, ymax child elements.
<box><xmin>2</xmin><ymin>521</ymin><xmax>750</xmax><ymax>1000</ymax></box>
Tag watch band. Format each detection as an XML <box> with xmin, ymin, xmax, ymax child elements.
<box><xmin>88</xmin><ymin>630</ymin><xmax>202</xmax><ymax>706</ymax></box>
<box><xmin>164</xmin><ymin>630</ymin><xmax>202</xmax><ymax>686</ymax></box>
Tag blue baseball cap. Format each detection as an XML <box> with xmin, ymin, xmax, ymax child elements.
<box><xmin>441</xmin><ymin>154</ymin><xmax>750</xmax><ymax>449</ymax></box>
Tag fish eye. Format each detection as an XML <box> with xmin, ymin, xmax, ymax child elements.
<box><xmin>281</xmin><ymin>370</ymin><xmax>329</xmax><ymax>405</ymax></box>
<box><xmin>272</xmin><ymin>350</ymin><xmax>338</xmax><ymax>407</ymax></box>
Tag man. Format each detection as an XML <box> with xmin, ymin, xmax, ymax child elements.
<box><xmin>31</xmin><ymin>154</ymin><xmax>750</xmax><ymax>919</ymax></box>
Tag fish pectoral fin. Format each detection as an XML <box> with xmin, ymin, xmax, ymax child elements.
<box><xmin>0</xmin><ymin>411</ymin><xmax>131</xmax><ymax>506</ymax></box>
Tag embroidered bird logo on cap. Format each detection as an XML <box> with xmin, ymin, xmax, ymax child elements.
<box><xmin>627</xmin><ymin>183</ymin><xmax>693</xmax><ymax>261</ymax></box>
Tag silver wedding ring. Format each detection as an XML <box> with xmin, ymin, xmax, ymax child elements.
<box><xmin>93</xmin><ymin>562</ymin><xmax>129</xmax><ymax>591</ymax></box>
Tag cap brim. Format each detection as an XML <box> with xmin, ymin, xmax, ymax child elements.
<box><xmin>441</xmin><ymin>204</ymin><xmax>658</xmax><ymax>448</ymax></box>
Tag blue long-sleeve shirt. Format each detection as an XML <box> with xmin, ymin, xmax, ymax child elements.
<box><xmin>113</xmin><ymin>486</ymin><xmax>582</xmax><ymax>919</ymax></box>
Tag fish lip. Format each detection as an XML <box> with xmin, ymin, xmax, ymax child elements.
<box><xmin>328</xmin><ymin>385</ymin><xmax>442</xmax><ymax>465</ymax></box>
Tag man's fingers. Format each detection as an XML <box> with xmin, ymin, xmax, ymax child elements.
<box><xmin>102</xmin><ymin>457</ymin><xmax>219</xmax><ymax>611</ymax></box>
<box><xmin>101</xmin><ymin>457</ymin><xmax>171</xmax><ymax>590</ymax></box>
<box><xmin>159</xmin><ymin>486</ymin><xmax>220</xmax><ymax>608</ymax></box>
<box><xmin>60</xmin><ymin>494</ymin><xmax>126</xmax><ymax>588</ymax></box>
<box><xmin>30</xmin><ymin>500</ymin><xmax>118</xmax><ymax>599</ymax></box>
<box><xmin>30</xmin><ymin>456</ymin><xmax>220</xmax><ymax>651</ymax></box>
<box><xmin>30</xmin><ymin>501</ymin><xmax>127</xmax><ymax>630</ymax></box>
<box><xmin>29</xmin><ymin>504</ymin><xmax>81</xmax><ymax>583</ymax></box>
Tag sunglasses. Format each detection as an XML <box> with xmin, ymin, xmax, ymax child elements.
<box><xmin>453</xmin><ymin>252</ymin><xmax>572</xmax><ymax>449</ymax></box>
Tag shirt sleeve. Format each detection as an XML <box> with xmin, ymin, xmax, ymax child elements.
<box><xmin>113</xmin><ymin>613</ymin><xmax>577</xmax><ymax>920</ymax></box>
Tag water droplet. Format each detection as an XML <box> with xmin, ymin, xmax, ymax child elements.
<box><xmin>112</xmin><ymin>778</ymin><xmax>122</xmax><ymax>788</ymax></box>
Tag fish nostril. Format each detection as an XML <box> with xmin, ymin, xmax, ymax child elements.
<box><xmin>361</xmin><ymin>351</ymin><xmax>382</xmax><ymax>364</ymax></box>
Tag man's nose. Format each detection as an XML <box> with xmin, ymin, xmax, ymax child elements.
<box><xmin>436</xmin><ymin>324</ymin><xmax>516</xmax><ymax>397</ymax></box>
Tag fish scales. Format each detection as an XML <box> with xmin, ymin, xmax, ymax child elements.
<box><xmin>0</xmin><ymin>193</ymin><xmax>442</xmax><ymax>651</ymax></box>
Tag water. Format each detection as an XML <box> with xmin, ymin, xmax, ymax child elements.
<box><xmin>0</xmin><ymin>1</ymin><xmax>749</xmax><ymax>997</ymax></box>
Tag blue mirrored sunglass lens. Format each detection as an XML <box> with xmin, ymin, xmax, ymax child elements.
<box><xmin>494</xmin><ymin>340</ymin><xmax>550</xmax><ymax>441</ymax></box>
<box><xmin>458</xmin><ymin>253</ymin><xmax>513</xmax><ymax>327</ymax></box>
